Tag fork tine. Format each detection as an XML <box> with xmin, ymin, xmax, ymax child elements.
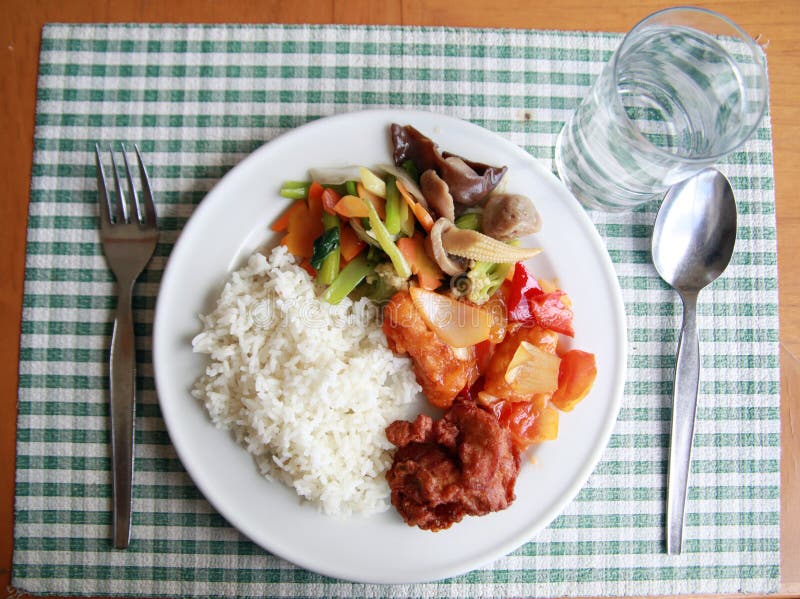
<box><xmin>134</xmin><ymin>144</ymin><xmax>157</xmax><ymax>227</ymax></box>
<box><xmin>121</xmin><ymin>143</ymin><xmax>143</xmax><ymax>224</ymax></box>
<box><xmin>95</xmin><ymin>144</ymin><xmax>113</xmax><ymax>227</ymax></box>
<box><xmin>109</xmin><ymin>149</ymin><xmax>128</xmax><ymax>223</ymax></box>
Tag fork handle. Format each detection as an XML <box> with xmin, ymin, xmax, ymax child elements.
<box><xmin>110</xmin><ymin>280</ymin><xmax>136</xmax><ymax>549</ymax></box>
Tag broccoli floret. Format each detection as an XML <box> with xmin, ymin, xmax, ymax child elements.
<box><xmin>466</xmin><ymin>261</ymin><xmax>512</xmax><ymax>305</ymax></box>
<box><xmin>365</xmin><ymin>261</ymin><xmax>409</xmax><ymax>301</ymax></box>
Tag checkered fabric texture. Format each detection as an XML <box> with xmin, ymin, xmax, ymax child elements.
<box><xmin>12</xmin><ymin>23</ymin><xmax>779</xmax><ymax>598</ymax></box>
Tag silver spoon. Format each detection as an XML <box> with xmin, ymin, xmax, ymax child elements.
<box><xmin>651</xmin><ymin>168</ymin><xmax>737</xmax><ymax>555</ymax></box>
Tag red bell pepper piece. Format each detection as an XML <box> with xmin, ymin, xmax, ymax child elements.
<box><xmin>506</xmin><ymin>262</ymin><xmax>541</xmax><ymax>323</ymax></box>
<box><xmin>530</xmin><ymin>291</ymin><xmax>574</xmax><ymax>337</ymax></box>
<box><xmin>319</xmin><ymin>186</ymin><xmax>341</xmax><ymax>215</ymax></box>
<box><xmin>506</xmin><ymin>262</ymin><xmax>574</xmax><ymax>337</ymax></box>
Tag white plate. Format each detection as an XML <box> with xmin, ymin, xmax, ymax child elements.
<box><xmin>153</xmin><ymin>109</ymin><xmax>627</xmax><ymax>584</ymax></box>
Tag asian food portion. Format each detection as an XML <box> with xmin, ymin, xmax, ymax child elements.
<box><xmin>192</xmin><ymin>122</ymin><xmax>597</xmax><ymax>529</ymax></box>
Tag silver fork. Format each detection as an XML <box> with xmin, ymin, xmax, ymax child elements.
<box><xmin>95</xmin><ymin>143</ymin><xmax>158</xmax><ymax>549</ymax></box>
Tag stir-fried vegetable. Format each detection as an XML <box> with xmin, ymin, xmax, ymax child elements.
<box><xmin>507</xmin><ymin>263</ymin><xmax>574</xmax><ymax>336</ymax></box>
<box><xmin>504</xmin><ymin>341</ymin><xmax>561</xmax><ymax>395</ymax></box>
<box><xmin>334</xmin><ymin>195</ymin><xmax>370</xmax><ymax>218</ymax></box>
<box><xmin>466</xmin><ymin>261</ymin><xmax>512</xmax><ymax>305</ymax></box>
<box><xmin>396</xmin><ymin>180</ymin><xmax>434</xmax><ymax>232</ymax></box>
<box><xmin>321</xmin><ymin>254</ymin><xmax>372</xmax><ymax>304</ymax></box>
<box><xmin>409</xmin><ymin>287</ymin><xmax>492</xmax><ymax>347</ymax></box>
<box><xmin>384</xmin><ymin>175</ymin><xmax>402</xmax><ymax>236</ymax></box>
<box><xmin>339</xmin><ymin>223</ymin><xmax>367</xmax><ymax>261</ymax></box>
<box><xmin>357</xmin><ymin>183</ymin><xmax>386</xmax><ymax>219</ymax></box>
<box><xmin>550</xmin><ymin>350</ymin><xmax>597</xmax><ymax>412</ymax></box>
<box><xmin>359</xmin><ymin>167</ymin><xmax>387</xmax><ymax>198</ymax></box>
<box><xmin>313</xmin><ymin>213</ymin><xmax>341</xmax><ymax>284</ymax></box>
<box><xmin>364</xmin><ymin>196</ymin><xmax>411</xmax><ymax>279</ymax></box>
<box><xmin>397</xmin><ymin>234</ymin><xmax>444</xmax><ymax>291</ymax></box>
<box><xmin>279</xmin><ymin>180</ymin><xmax>311</xmax><ymax>200</ymax></box>
<box><xmin>454</xmin><ymin>211</ymin><xmax>481</xmax><ymax>231</ymax></box>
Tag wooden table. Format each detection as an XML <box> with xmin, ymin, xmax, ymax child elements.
<box><xmin>1</xmin><ymin>1</ymin><xmax>797</xmax><ymax>597</ymax></box>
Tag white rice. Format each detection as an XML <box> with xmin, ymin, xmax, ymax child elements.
<box><xmin>191</xmin><ymin>245</ymin><xmax>421</xmax><ymax>516</ymax></box>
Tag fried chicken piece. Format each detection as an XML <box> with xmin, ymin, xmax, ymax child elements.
<box><xmin>385</xmin><ymin>401</ymin><xmax>520</xmax><ymax>531</ymax></box>
<box><xmin>382</xmin><ymin>290</ymin><xmax>477</xmax><ymax>409</ymax></box>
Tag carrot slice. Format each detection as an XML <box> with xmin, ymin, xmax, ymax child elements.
<box><xmin>308</xmin><ymin>181</ymin><xmax>324</xmax><ymax>202</ymax></box>
<box><xmin>270</xmin><ymin>201</ymin><xmax>305</xmax><ymax>232</ymax></box>
<box><xmin>357</xmin><ymin>182</ymin><xmax>386</xmax><ymax>220</ymax></box>
<box><xmin>281</xmin><ymin>199</ymin><xmax>323</xmax><ymax>259</ymax></box>
<box><xmin>334</xmin><ymin>195</ymin><xmax>370</xmax><ymax>218</ymax></box>
<box><xmin>397</xmin><ymin>233</ymin><xmax>444</xmax><ymax>290</ymax></box>
<box><xmin>340</xmin><ymin>223</ymin><xmax>367</xmax><ymax>261</ymax></box>
<box><xmin>298</xmin><ymin>259</ymin><xmax>317</xmax><ymax>277</ymax></box>
<box><xmin>396</xmin><ymin>180</ymin><xmax>434</xmax><ymax>232</ymax></box>
<box><xmin>308</xmin><ymin>189</ymin><xmax>323</xmax><ymax>224</ymax></box>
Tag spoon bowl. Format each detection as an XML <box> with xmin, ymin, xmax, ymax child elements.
<box><xmin>652</xmin><ymin>170</ymin><xmax>737</xmax><ymax>293</ymax></box>
<box><xmin>651</xmin><ymin>167</ymin><xmax>737</xmax><ymax>555</ymax></box>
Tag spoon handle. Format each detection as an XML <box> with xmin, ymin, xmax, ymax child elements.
<box><xmin>666</xmin><ymin>291</ymin><xmax>700</xmax><ymax>555</ymax></box>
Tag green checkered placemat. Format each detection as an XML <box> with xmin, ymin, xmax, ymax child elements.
<box><xmin>13</xmin><ymin>23</ymin><xmax>779</xmax><ymax>598</ymax></box>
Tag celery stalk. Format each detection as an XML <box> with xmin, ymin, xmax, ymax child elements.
<box><xmin>384</xmin><ymin>175</ymin><xmax>401</xmax><ymax>236</ymax></box>
<box><xmin>316</xmin><ymin>213</ymin><xmax>341</xmax><ymax>285</ymax></box>
<box><xmin>455</xmin><ymin>211</ymin><xmax>481</xmax><ymax>231</ymax></box>
<box><xmin>279</xmin><ymin>180</ymin><xmax>310</xmax><ymax>199</ymax></box>
<box><xmin>399</xmin><ymin>199</ymin><xmax>414</xmax><ymax>236</ymax></box>
<box><xmin>279</xmin><ymin>187</ymin><xmax>309</xmax><ymax>200</ymax></box>
<box><xmin>363</xmin><ymin>197</ymin><xmax>411</xmax><ymax>279</ymax></box>
<box><xmin>321</xmin><ymin>254</ymin><xmax>372</xmax><ymax>304</ymax></box>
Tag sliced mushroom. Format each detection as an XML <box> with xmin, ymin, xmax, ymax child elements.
<box><xmin>482</xmin><ymin>193</ymin><xmax>542</xmax><ymax>241</ymax></box>
<box><xmin>441</xmin><ymin>156</ymin><xmax>505</xmax><ymax>206</ymax></box>
<box><xmin>420</xmin><ymin>169</ymin><xmax>455</xmax><ymax>222</ymax></box>
<box><xmin>426</xmin><ymin>218</ymin><xmax>466</xmax><ymax>276</ymax></box>
<box><xmin>391</xmin><ymin>124</ymin><xmax>507</xmax><ymax>206</ymax></box>
<box><xmin>441</xmin><ymin>227</ymin><xmax>542</xmax><ymax>263</ymax></box>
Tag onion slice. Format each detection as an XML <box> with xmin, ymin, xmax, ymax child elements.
<box><xmin>377</xmin><ymin>163</ymin><xmax>428</xmax><ymax>208</ymax></box>
<box><xmin>308</xmin><ymin>165</ymin><xmax>363</xmax><ymax>185</ymax></box>
<box><xmin>504</xmin><ymin>341</ymin><xmax>561</xmax><ymax>395</ymax></box>
<box><xmin>409</xmin><ymin>287</ymin><xmax>491</xmax><ymax>348</ymax></box>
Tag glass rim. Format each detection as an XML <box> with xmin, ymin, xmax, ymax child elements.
<box><xmin>610</xmin><ymin>5</ymin><xmax>769</xmax><ymax>163</ymax></box>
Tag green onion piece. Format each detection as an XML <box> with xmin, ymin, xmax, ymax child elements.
<box><xmin>363</xmin><ymin>197</ymin><xmax>411</xmax><ymax>279</ymax></box>
<box><xmin>455</xmin><ymin>211</ymin><xmax>481</xmax><ymax>231</ymax></box>
<box><xmin>384</xmin><ymin>175</ymin><xmax>402</xmax><ymax>235</ymax></box>
<box><xmin>281</xmin><ymin>180</ymin><xmax>310</xmax><ymax>189</ymax></box>
<box><xmin>279</xmin><ymin>186</ymin><xmax>309</xmax><ymax>200</ymax></box>
<box><xmin>401</xmin><ymin>159</ymin><xmax>419</xmax><ymax>183</ymax></box>
<box><xmin>316</xmin><ymin>213</ymin><xmax>341</xmax><ymax>285</ymax></box>
<box><xmin>321</xmin><ymin>254</ymin><xmax>372</xmax><ymax>304</ymax></box>
<box><xmin>345</xmin><ymin>180</ymin><xmax>358</xmax><ymax>197</ymax></box>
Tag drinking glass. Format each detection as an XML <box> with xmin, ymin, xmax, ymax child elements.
<box><xmin>554</xmin><ymin>7</ymin><xmax>768</xmax><ymax>211</ymax></box>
